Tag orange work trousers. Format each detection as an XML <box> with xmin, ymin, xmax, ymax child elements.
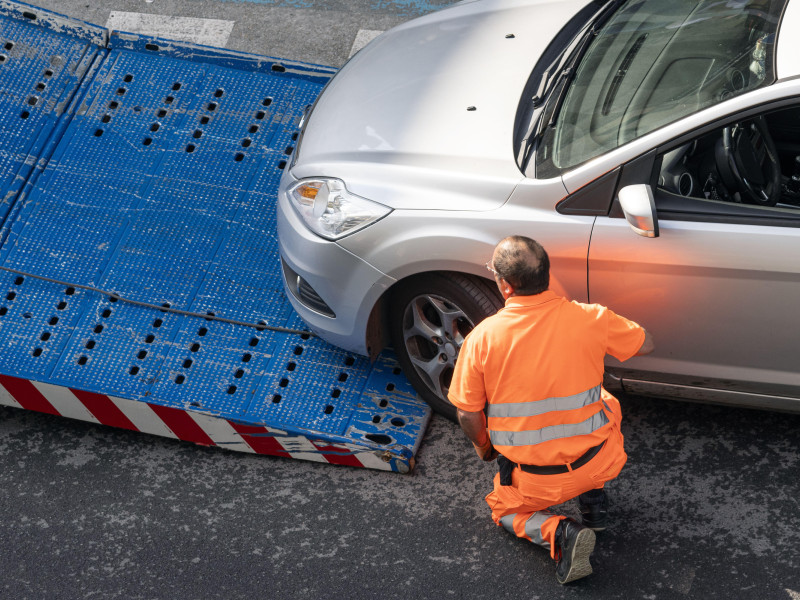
<box><xmin>485</xmin><ymin>394</ymin><xmax>628</xmax><ymax>559</ymax></box>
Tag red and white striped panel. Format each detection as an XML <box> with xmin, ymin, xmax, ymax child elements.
<box><xmin>0</xmin><ymin>374</ymin><xmax>400</xmax><ymax>472</ymax></box>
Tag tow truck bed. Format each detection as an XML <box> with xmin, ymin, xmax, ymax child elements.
<box><xmin>0</xmin><ymin>1</ymin><xmax>430</xmax><ymax>473</ymax></box>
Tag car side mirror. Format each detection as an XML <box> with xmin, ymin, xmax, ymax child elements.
<box><xmin>617</xmin><ymin>184</ymin><xmax>659</xmax><ymax>238</ymax></box>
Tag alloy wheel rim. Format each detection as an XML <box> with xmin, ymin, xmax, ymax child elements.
<box><xmin>401</xmin><ymin>293</ymin><xmax>475</xmax><ymax>403</ymax></box>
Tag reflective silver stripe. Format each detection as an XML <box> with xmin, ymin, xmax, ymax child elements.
<box><xmin>500</xmin><ymin>511</ymin><xmax>554</xmax><ymax>548</ymax></box>
<box><xmin>487</xmin><ymin>385</ymin><xmax>601</xmax><ymax>419</ymax></box>
<box><xmin>524</xmin><ymin>511</ymin><xmax>555</xmax><ymax>548</ymax></box>
<box><xmin>499</xmin><ymin>514</ymin><xmax>516</xmax><ymax>535</ymax></box>
<box><xmin>489</xmin><ymin>409</ymin><xmax>609</xmax><ymax>447</ymax></box>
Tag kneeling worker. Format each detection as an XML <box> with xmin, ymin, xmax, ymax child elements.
<box><xmin>449</xmin><ymin>235</ymin><xmax>655</xmax><ymax>584</ymax></box>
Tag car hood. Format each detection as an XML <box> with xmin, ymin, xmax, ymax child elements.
<box><xmin>292</xmin><ymin>0</ymin><xmax>587</xmax><ymax>211</ymax></box>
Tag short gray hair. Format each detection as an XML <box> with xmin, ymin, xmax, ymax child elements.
<box><xmin>492</xmin><ymin>236</ymin><xmax>549</xmax><ymax>295</ymax></box>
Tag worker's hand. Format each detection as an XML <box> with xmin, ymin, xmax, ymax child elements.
<box><xmin>473</xmin><ymin>439</ymin><xmax>499</xmax><ymax>462</ymax></box>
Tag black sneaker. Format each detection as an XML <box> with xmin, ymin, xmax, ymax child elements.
<box><xmin>554</xmin><ymin>518</ymin><xmax>596</xmax><ymax>585</ymax></box>
<box><xmin>578</xmin><ymin>489</ymin><xmax>608</xmax><ymax>531</ymax></box>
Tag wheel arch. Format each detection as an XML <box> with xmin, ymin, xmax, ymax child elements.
<box><xmin>365</xmin><ymin>269</ymin><xmax>501</xmax><ymax>361</ymax></box>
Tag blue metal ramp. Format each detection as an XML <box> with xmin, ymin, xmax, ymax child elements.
<box><xmin>0</xmin><ymin>1</ymin><xmax>430</xmax><ymax>473</ymax></box>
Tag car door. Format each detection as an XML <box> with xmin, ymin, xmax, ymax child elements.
<box><xmin>585</xmin><ymin>105</ymin><xmax>800</xmax><ymax>410</ymax></box>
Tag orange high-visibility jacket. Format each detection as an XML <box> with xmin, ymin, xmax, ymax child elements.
<box><xmin>449</xmin><ymin>290</ymin><xmax>645</xmax><ymax>466</ymax></box>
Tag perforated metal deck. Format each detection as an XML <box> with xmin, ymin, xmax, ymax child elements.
<box><xmin>0</xmin><ymin>1</ymin><xmax>430</xmax><ymax>472</ymax></box>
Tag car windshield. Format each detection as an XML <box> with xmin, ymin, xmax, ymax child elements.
<box><xmin>534</xmin><ymin>0</ymin><xmax>787</xmax><ymax>178</ymax></box>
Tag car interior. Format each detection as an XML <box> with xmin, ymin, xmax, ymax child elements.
<box><xmin>657</xmin><ymin>105</ymin><xmax>800</xmax><ymax>214</ymax></box>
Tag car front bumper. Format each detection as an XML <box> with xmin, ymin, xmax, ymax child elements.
<box><xmin>276</xmin><ymin>174</ymin><xmax>395</xmax><ymax>356</ymax></box>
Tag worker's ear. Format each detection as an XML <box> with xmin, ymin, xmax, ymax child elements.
<box><xmin>497</xmin><ymin>277</ymin><xmax>514</xmax><ymax>300</ymax></box>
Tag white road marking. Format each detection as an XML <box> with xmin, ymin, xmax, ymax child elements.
<box><xmin>349</xmin><ymin>29</ymin><xmax>383</xmax><ymax>57</ymax></box>
<box><xmin>106</xmin><ymin>11</ymin><xmax>235</xmax><ymax>47</ymax></box>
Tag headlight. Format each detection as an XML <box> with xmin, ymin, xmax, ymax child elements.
<box><xmin>287</xmin><ymin>178</ymin><xmax>391</xmax><ymax>240</ymax></box>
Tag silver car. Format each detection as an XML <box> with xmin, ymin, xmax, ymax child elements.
<box><xmin>278</xmin><ymin>0</ymin><xmax>800</xmax><ymax>418</ymax></box>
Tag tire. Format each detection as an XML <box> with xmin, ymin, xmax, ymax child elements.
<box><xmin>389</xmin><ymin>272</ymin><xmax>503</xmax><ymax>421</ymax></box>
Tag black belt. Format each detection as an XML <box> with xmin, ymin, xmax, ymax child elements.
<box><xmin>518</xmin><ymin>441</ymin><xmax>605</xmax><ymax>475</ymax></box>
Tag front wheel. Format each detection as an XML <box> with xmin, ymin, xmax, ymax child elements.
<box><xmin>389</xmin><ymin>273</ymin><xmax>503</xmax><ymax>421</ymax></box>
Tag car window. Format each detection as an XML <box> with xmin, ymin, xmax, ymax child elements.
<box><xmin>654</xmin><ymin>105</ymin><xmax>800</xmax><ymax>223</ymax></box>
<box><xmin>536</xmin><ymin>0</ymin><xmax>786</xmax><ymax>179</ymax></box>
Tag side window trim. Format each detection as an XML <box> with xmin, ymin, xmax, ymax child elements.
<box><xmin>555</xmin><ymin>167</ymin><xmax>620</xmax><ymax>216</ymax></box>
<box><xmin>655</xmin><ymin>188</ymin><xmax>800</xmax><ymax>228</ymax></box>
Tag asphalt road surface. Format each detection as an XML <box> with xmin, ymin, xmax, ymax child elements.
<box><xmin>2</xmin><ymin>396</ymin><xmax>800</xmax><ymax>599</ymax></box>
<box><xmin>2</xmin><ymin>1</ymin><xmax>800</xmax><ymax>599</ymax></box>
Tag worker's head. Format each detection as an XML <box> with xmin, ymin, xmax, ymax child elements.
<box><xmin>490</xmin><ymin>236</ymin><xmax>549</xmax><ymax>298</ymax></box>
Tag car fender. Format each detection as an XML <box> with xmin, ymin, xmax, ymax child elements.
<box><xmin>337</xmin><ymin>194</ymin><xmax>593</xmax><ymax>304</ymax></box>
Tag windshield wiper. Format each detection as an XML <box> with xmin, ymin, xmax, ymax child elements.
<box><xmin>519</xmin><ymin>0</ymin><xmax>624</xmax><ymax>170</ymax></box>
<box><xmin>529</xmin><ymin>40</ymin><xmax>573</xmax><ymax>110</ymax></box>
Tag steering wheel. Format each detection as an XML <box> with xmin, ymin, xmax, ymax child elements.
<box><xmin>715</xmin><ymin>116</ymin><xmax>781</xmax><ymax>206</ymax></box>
